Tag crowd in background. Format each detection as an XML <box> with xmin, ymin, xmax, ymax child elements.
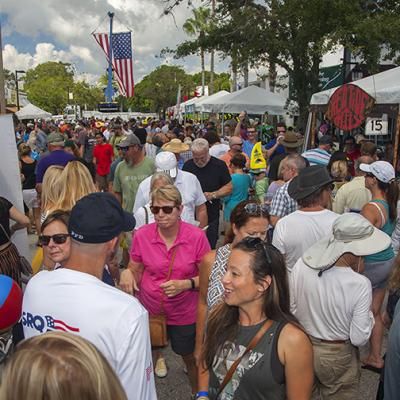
<box><xmin>0</xmin><ymin>112</ymin><xmax>400</xmax><ymax>400</ymax></box>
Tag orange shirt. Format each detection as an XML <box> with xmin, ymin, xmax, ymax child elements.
<box><xmin>220</xmin><ymin>151</ymin><xmax>250</xmax><ymax>174</ymax></box>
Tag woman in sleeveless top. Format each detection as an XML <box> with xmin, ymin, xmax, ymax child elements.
<box><xmin>360</xmin><ymin>161</ymin><xmax>399</xmax><ymax>372</ymax></box>
<box><xmin>195</xmin><ymin>202</ymin><xmax>270</xmax><ymax>390</ymax></box>
<box><xmin>199</xmin><ymin>237</ymin><xmax>313</xmax><ymax>400</ymax></box>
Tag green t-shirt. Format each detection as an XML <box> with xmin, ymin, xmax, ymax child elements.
<box><xmin>113</xmin><ymin>157</ymin><xmax>155</xmax><ymax>212</ymax></box>
<box><xmin>255</xmin><ymin>178</ymin><xmax>268</xmax><ymax>203</ymax></box>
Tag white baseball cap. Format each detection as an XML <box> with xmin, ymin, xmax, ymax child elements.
<box><xmin>155</xmin><ymin>151</ymin><xmax>178</xmax><ymax>179</ymax></box>
<box><xmin>360</xmin><ymin>161</ymin><xmax>395</xmax><ymax>183</ymax></box>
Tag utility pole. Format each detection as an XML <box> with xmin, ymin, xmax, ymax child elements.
<box><xmin>0</xmin><ymin>22</ymin><xmax>6</xmax><ymax>114</ymax></box>
<box><xmin>209</xmin><ymin>0</ymin><xmax>215</xmax><ymax>95</ymax></box>
<box><xmin>15</xmin><ymin>70</ymin><xmax>26</xmax><ymax>110</ymax></box>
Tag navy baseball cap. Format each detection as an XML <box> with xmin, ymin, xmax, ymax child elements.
<box><xmin>69</xmin><ymin>193</ymin><xmax>136</xmax><ymax>243</ymax></box>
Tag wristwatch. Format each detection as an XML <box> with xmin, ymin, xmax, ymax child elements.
<box><xmin>189</xmin><ymin>278</ymin><xmax>195</xmax><ymax>290</ymax></box>
<box><xmin>211</xmin><ymin>192</ymin><xmax>217</xmax><ymax>200</ymax></box>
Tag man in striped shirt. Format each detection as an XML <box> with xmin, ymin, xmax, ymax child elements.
<box><xmin>302</xmin><ymin>135</ymin><xmax>333</xmax><ymax>166</ymax></box>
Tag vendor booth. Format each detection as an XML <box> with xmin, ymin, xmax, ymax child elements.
<box><xmin>307</xmin><ymin>66</ymin><xmax>400</xmax><ymax>167</ymax></box>
<box><xmin>15</xmin><ymin>103</ymin><xmax>52</xmax><ymax>120</ymax></box>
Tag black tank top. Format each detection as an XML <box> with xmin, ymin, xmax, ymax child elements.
<box><xmin>21</xmin><ymin>159</ymin><xmax>37</xmax><ymax>190</ymax></box>
<box><xmin>209</xmin><ymin>320</ymin><xmax>286</xmax><ymax>400</ymax></box>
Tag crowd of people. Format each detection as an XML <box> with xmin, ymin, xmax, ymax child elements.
<box><xmin>0</xmin><ymin>113</ymin><xmax>400</xmax><ymax>400</ymax></box>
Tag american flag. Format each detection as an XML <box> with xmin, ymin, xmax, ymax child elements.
<box><xmin>93</xmin><ymin>31</ymin><xmax>135</xmax><ymax>97</ymax></box>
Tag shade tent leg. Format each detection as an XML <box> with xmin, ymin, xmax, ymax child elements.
<box><xmin>310</xmin><ymin>112</ymin><xmax>317</xmax><ymax>149</ymax></box>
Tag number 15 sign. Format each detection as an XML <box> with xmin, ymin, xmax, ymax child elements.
<box><xmin>365</xmin><ymin>116</ymin><xmax>388</xmax><ymax>136</ymax></box>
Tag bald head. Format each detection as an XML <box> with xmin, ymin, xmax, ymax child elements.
<box><xmin>355</xmin><ymin>155</ymin><xmax>374</xmax><ymax>176</ymax></box>
<box><xmin>229</xmin><ymin>136</ymin><xmax>244</xmax><ymax>154</ymax></box>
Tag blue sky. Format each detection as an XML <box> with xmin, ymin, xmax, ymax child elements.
<box><xmin>0</xmin><ymin>0</ymin><xmax>230</xmax><ymax>84</ymax></box>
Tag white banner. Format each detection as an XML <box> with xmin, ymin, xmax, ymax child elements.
<box><xmin>0</xmin><ymin>114</ymin><xmax>29</xmax><ymax>259</ymax></box>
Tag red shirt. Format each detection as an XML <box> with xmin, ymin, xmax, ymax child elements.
<box><xmin>93</xmin><ymin>143</ymin><xmax>113</xmax><ymax>176</ymax></box>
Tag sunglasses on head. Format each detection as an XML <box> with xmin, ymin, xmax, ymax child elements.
<box><xmin>150</xmin><ymin>205</ymin><xmax>177</xmax><ymax>215</ymax></box>
<box><xmin>39</xmin><ymin>234</ymin><xmax>69</xmax><ymax>246</ymax></box>
<box><xmin>241</xmin><ymin>236</ymin><xmax>272</xmax><ymax>264</ymax></box>
<box><xmin>244</xmin><ymin>203</ymin><xmax>269</xmax><ymax>216</ymax></box>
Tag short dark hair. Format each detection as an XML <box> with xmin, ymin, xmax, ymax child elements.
<box><xmin>297</xmin><ymin>184</ymin><xmax>331</xmax><ymax>208</ymax></box>
<box><xmin>41</xmin><ymin>210</ymin><xmax>70</xmax><ymax>232</ymax></box>
<box><xmin>230</xmin><ymin>153</ymin><xmax>247</xmax><ymax>169</ymax></box>
<box><xmin>203</xmin><ymin>130</ymin><xmax>220</xmax><ymax>146</ymax></box>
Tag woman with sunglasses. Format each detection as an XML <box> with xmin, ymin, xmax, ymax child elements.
<box><xmin>195</xmin><ymin>202</ymin><xmax>269</xmax><ymax>378</ymax></box>
<box><xmin>360</xmin><ymin>161</ymin><xmax>399</xmax><ymax>373</ymax></box>
<box><xmin>198</xmin><ymin>237</ymin><xmax>313</xmax><ymax>400</ymax></box>
<box><xmin>120</xmin><ymin>184</ymin><xmax>210</xmax><ymax>395</ymax></box>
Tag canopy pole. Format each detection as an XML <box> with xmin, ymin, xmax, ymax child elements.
<box><xmin>310</xmin><ymin>112</ymin><xmax>317</xmax><ymax>148</ymax></box>
<box><xmin>0</xmin><ymin>22</ymin><xmax>6</xmax><ymax>115</ymax></box>
<box><xmin>393</xmin><ymin>107</ymin><xmax>400</xmax><ymax>170</ymax></box>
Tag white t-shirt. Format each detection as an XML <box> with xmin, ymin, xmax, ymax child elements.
<box><xmin>133</xmin><ymin>170</ymin><xmax>206</xmax><ymax>225</ymax></box>
<box><xmin>290</xmin><ymin>258</ymin><xmax>374</xmax><ymax>346</ymax></box>
<box><xmin>134</xmin><ymin>204</ymin><xmax>155</xmax><ymax>229</ymax></box>
<box><xmin>272</xmin><ymin>209</ymin><xmax>339</xmax><ymax>271</ymax></box>
<box><xmin>22</xmin><ymin>269</ymin><xmax>157</xmax><ymax>400</ymax></box>
<box><xmin>209</xmin><ymin>143</ymin><xmax>230</xmax><ymax>158</ymax></box>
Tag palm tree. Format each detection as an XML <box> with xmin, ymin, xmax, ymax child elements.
<box><xmin>183</xmin><ymin>7</ymin><xmax>211</xmax><ymax>96</ymax></box>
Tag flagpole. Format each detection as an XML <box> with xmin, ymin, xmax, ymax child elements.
<box><xmin>105</xmin><ymin>12</ymin><xmax>115</xmax><ymax>102</ymax></box>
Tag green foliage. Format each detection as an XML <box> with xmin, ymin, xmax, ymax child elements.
<box><xmin>24</xmin><ymin>62</ymin><xmax>74</xmax><ymax>114</ymax></box>
<box><xmin>72</xmin><ymin>81</ymin><xmax>104</xmax><ymax>110</ymax></box>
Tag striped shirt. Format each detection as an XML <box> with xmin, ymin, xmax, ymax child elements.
<box><xmin>302</xmin><ymin>148</ymin><xmax>331</xmax><ymax>166</ymax></box>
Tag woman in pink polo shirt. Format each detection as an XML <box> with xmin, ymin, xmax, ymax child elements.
<box><xmin>120</xmin><ymin>184</ymin><xmax>210</xmax><ymax>396</ymax></box>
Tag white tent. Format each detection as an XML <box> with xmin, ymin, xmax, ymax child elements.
<box><xmin>201</xmin><ymin>85</ymin><xmax>288</xmax><ymax>115</ymax></box>
<box><xmin>194</xmin><ymin>90</ymin><xmax>230</xmax><ymax>112</ymax></box>
<box><xmin>310</xmin><ymin>66</ymin><xmax>400</xmax><ymax>105</ymax></box>
<box><xmin>15</xmin><ymin>103</ymin><xmax>52</xmax><ymax>120</ymax></box>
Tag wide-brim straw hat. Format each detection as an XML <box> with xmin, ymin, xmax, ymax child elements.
<box><xmin>280</xmin><ymin>131</ymin><xmax>303</xmax><ymax>148</ymax></box>
<box><xmin>162</xmin><ymin>139</ymin><xmax>190</xmax><ymax>154</ymax></box>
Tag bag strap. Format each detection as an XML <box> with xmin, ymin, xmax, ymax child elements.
<box><xmin>159</xmin><ymin>247</ymin><xmax>178</xmax><ymax>313</ymax></box>
<box><xmin>0</xmin><ymin>223</ymin><xmax>11</xmax><ymax>242</ymax></box>
<box><xmin>369</xmin><ymin>201</ymin><xmax>386</xmax><ymax>228</ymax></box>
<box><xmin>143</xmin><ymin>206</ymin><xmax>149</xmax><ymax>225</ymax></box>
<box><xmin>216</xmin><ymin>319</ymin><xmax>271</xmax><ymax>398</ymax></box>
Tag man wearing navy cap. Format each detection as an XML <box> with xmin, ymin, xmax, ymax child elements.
<box><xmin>22</xmin><ymin>193</ymin><xmax>156</xmax><ymax>400</ymax></box>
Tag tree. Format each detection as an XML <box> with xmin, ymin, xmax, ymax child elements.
<box><xmin>72</xmin><ymin>81</ymin><xmax>104</xmax><ymax>111</ymax></box>
<box><xmin>24</xmin><ymin>62</ymin><xmax>74</xmax><ymax>114</ymax></box>
<box><xmin>182</xmin><ymin>7</ymin><xmax>211</xmax><ymax>96</ymax></box>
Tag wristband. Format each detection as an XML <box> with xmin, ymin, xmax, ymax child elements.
<box><xmin>190</xmin><ymin>278</ymin><xmax>195</xmax><ymax>290</ymax></box>
<box><xmin>196</xmin><ymin>392</ymin><xmax>209</xmax><ymax>399</ymax></box>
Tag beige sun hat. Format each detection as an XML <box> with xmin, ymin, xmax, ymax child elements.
<box><xmin>162</xmin><ymin>138</ymin><xmax>190</xmax><ymax>154</ymax></box>
<box><xmin>302</xmin><ymin>213</ymin><xmax>391</xmax><ymax>275</ymax></box>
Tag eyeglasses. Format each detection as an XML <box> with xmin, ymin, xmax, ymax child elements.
<box><xmin>39</xmin><ymin>234</ymin><xmax>70</xmax><ymax>246</ymax></box>
<box><xmin>247</xmin><ymin>130</ymin><xmax>257</xmax><ymax>134</ymax></box>
<box><xmin>277</xmin><ymin>130</ymin><xmax>286</xmax><ymax>134</ymax></box>
<box><xmin>150</xmin><ymin>205</ymin><xmax>177</xmax><ymax>214</ymax></box>
<box><xmin>232</xmin><ymin>142</ymin><xmax>243</xmax><ymax>146</ymax></box>
<box><xmin>244</xmin><ymin>203</ymin><xmax>269</xmax><ymax>216</ymax></box>
<box><xmin>119</xmin><ymin>146</ymin><xmax>129</xmax><ymax>152</ymax></box>
<box><xmin>241</xmin><ymin>237</ymin><xmax>272</xmax><ymax>264</ymax></box>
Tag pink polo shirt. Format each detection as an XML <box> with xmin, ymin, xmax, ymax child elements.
<box><xmin>130</xmin><ymin>221</ymin><xmax>210</xmax><ymax>325</ymax></box>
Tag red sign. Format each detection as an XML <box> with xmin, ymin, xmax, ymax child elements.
<box><xmin>326</xmin><ymin>84</ymin><xmax>375</xmax><ymax>131</ymax></box>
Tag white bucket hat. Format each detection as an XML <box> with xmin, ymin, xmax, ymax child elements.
<box><xmin>155</xmin><ymin>151</ymin><xmax>178</xmax><ymax>179</ymax></box>
<box><xmin>302</xmin><ymin>213</ymin><xmax>391</xmax><ymax>274</ymax></box>
<box><xmin>359</xmin><ymin>161</ymin><xmax>395</xmax><ymax>183</ymax></box>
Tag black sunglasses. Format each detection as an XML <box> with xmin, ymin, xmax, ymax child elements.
<box><xmin>241</xmin><ymin>237</ymin><xmax>272</xmax><ymax>264</ymax></box>
<box><xmin>39</xmin><ymin>234</ymin><xmax>70</xmax><ymax>246</ymax></box>
<box><xmin>244</xmin><ymin>203</ymin><xmax>269</xmax><ymax>216</ymax></box>
<box><xmin>150</xmin><ymin>205</ymin><xmax>177</xmax><ymax>215</ymax></box>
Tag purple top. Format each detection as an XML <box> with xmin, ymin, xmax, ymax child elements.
<box><xmin>36</xmin><ymin>150</ymin><xmax>75</xmax><ymax>183</ymax></box>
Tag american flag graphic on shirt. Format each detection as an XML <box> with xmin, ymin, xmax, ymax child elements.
<box><xmin>93</xmin><ymin>31</ymin><xmax>135</xmax><ymax>97</ymax></box>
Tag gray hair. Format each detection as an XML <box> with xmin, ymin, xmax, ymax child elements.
<box><xmin>285</xmin><ymin>153</ymin><xmax>307</xmax><ymax>172</ymax></box>
<box><xmin>191</xmin><ymin>138</ymin><xmax>209</xmax><ymax>153</ymax></box>
<box><xmin>150</xmin><ymin>172</ymin><xmax>174</xmax><ymax>190</ymax></box>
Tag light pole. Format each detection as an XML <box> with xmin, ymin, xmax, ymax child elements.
<box><xmin>15</xmin><ymin>70</ymin><xmax>26</xmax><ymax>111</ymax></box>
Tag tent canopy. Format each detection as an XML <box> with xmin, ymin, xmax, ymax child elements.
<box><xmin>15</xmin><ymin>103</ymin><xmax>52</xmax><ymax>120</ymax></box>
<box><xmin>310</xmin><ymin>66</ymin><xmax>400</xmax><ymax>105</ymax></box>
<box><xmin>194</xmin><ymin>90</ymin><xmax>230</xmax><ymax>112</ymax></box>
<box><xmin>200</xmin><ymin>85</ymin><xmax>288</xmax><ymax>115</ymax></box>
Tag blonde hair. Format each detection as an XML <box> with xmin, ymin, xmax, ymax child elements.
<box><xmin>57</xmin><ymin>161</ymin><xmax>97</xmax><ymax>210</ymax></box>
<box><xmin>151</xmin><ymin>184</ymin><xmax>182</xmax><ymax>206</ymax></box>
<box><xmin>330</xmin><ymin>160</ymin><xmax>348</xmax><ymax>181</ymax></box>
<box><xmin>41</xmin><ymin>165</ymin><xmax>65</xmax><ymax>213</ymax></box>
<box><xmin>0</xmin><ymin>332</ymin><xmax>127</xmax><ymax>400</ymax></box>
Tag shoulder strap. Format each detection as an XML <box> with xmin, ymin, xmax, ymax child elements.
<box><xmin>143</xmin><ymin>206</ymin><xmax>149</xmax><ymax>225</ymax></box>
<box><xmin>369</xmin><ymin>201</ymin><xmax>386</xmax><ymax>228</ymax></box>
<box><xmin>0</xmin><ymin>223</ymin><xmax>10</xmax><ymax>242</ymax></box>
<box><xmin>216</xmin><ymin>319</ymin><xmax>271</xmax><ymax>398</ymax></box>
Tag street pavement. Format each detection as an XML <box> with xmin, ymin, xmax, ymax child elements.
<box><xmin>27</xmin><ymin>234</ymin><xmax>383</xmax><ymax>400</ymax></box>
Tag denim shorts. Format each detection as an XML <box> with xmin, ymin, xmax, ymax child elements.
<box><xmin>363</xmin><ymin>258</ymin><xmax>394</xmax><ymax>289</ymax></box>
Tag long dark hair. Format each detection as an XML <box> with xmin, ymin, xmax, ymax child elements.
<box><xmin>203</xmin><ymin>238</ymin><xmax>299</xmax><ymax>370</ymax></box>
<box><xmin>377</xmin><ymin>180</ymin><xmax>399</xmax><ymax>222</ymax></box>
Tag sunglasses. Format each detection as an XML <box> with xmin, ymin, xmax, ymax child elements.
<box><xmin>241</xmin><ymin>237</ymin><xmax>272</xmax><ymax>264</ymax></box>
<box><xmin>150</xmin><ymin>205</ymin><xmax>177</xmax><ymax>214</ymax></box>
<box><xmin>244</xmin><ymin>203</ymin><xmax>269</xmax><ymax>216</ymax></box>
<box><xmin>39</xmin><ymin>234</ymin><xmax>70</xmax><ymax>246</ymax></box>
<box><xmin>119</xmin><ymin>146</ymin><xmax>129</xmax><ymax>152</ymax></box>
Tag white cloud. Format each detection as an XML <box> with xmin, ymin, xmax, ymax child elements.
<box><xmin>1</xmin><ymin>0</ymin><xmax>230</xmax><ymax>82</ymax></box>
